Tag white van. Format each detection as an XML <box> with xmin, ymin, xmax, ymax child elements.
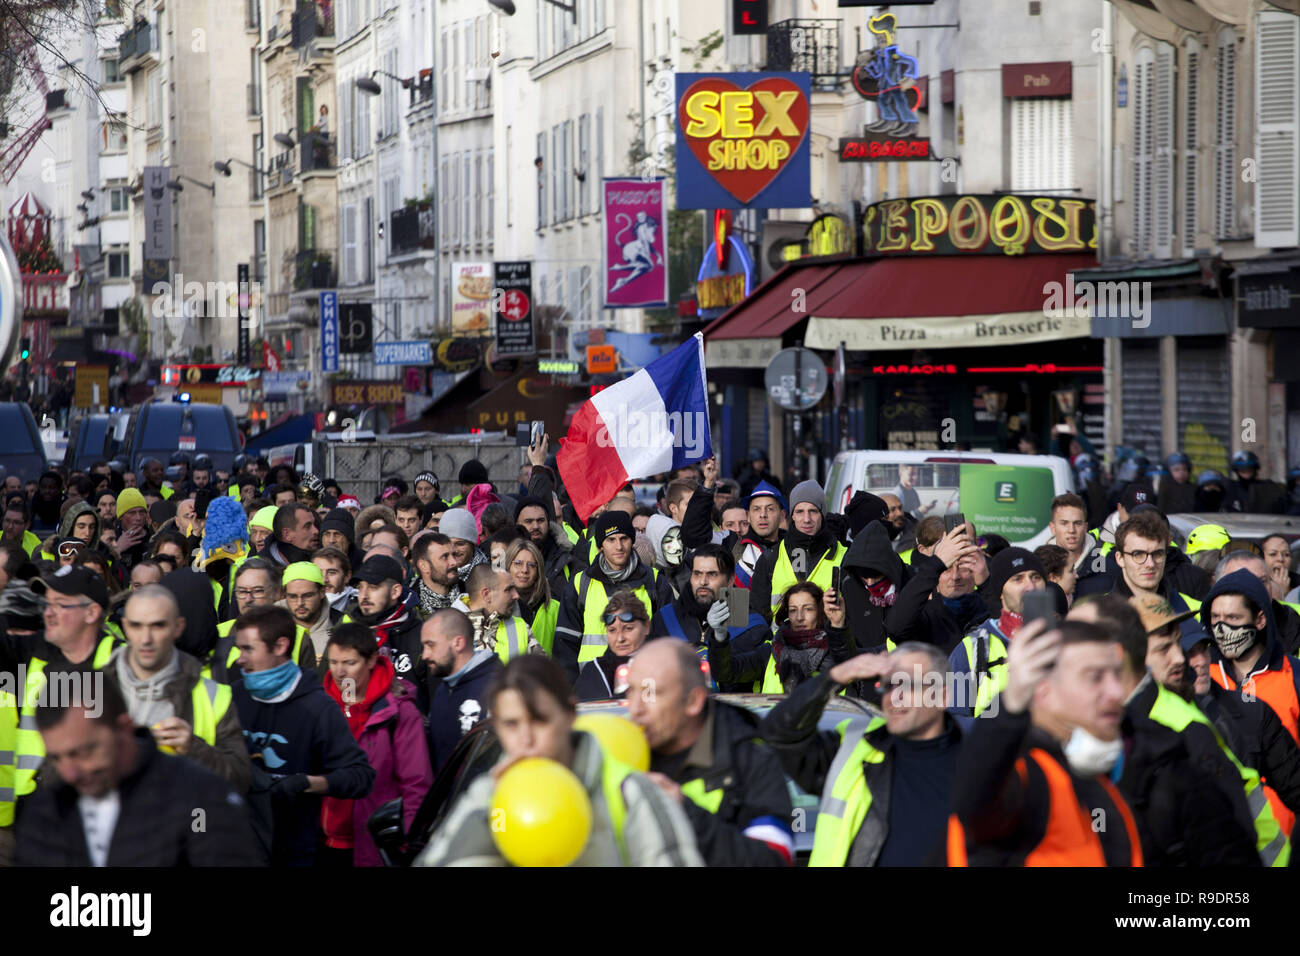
<box><xmin>824</xmin><ymin>450</ymin><xmax>1078</xmax><ymax>550</ymax></box>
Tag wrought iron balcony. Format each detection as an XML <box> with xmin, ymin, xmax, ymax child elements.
<box><xmin>766</xmin><ymin>19</ymin><xmax>843</xmax><ymax>90</ymax></box>
<box><xmin>299</xmin><ymin>131</ymin><xmax>334</xmax><ymax>173</ymax></box>
<box><xmin>117</xmin><ymin>19</ymin><xmax>153</xmax><ymax>70</ymax></box>
<box><xmin>409</xmin><ymin>71</ymin><xmax>434</xmax><ymax>108</ymax></box>
<box><xmin>294</xmin><ymin>250</ymin><xmax>335</xmax><ymax>290</ymax></box>
<box><xmin>390</xmin><ymin>204</ymin><xmax>436</xmax><ymax>256</ymax></box>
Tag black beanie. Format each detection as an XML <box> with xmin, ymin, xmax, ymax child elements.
<box><xmin>845</xmin><ymin>491</ymin><xmax>888</xmax><ymax>538</ymax></box>
<box><xmin>321</xmin><ymin>507</ymin><xmax>356</xmax><ymax>545</ymax></box>
<box><xmin>593</xmin><ymin>510</ymin><xmax>635</xmax><ymax>546</ymax></box>
<box><xmin>986</xmin><ymin>547</ymin><xmax>1047</xmax><ymax>602</ymax></box>
<box><xmin>459</xmin><ymin>459</ymin><xmax>489</xmax><ymax>488</ymax></box>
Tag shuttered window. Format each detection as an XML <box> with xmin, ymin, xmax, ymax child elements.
<box><xmin>1255</xmin><ymin>10</ymin><xmax>1300</xmax><ymax>249</ymax></box>
<box><xmin>342</xmin><ymin>204</ymin><xmax>357</xmax><ymax>285</ymax></box>
<box><xmin>1182</xmin><ymin>39</ymin><xmax>1200</xmax><ymax>255</ymax></box>
<box><xmin>1214</xmin><ymin>29</ymin><xmax>1237</xmax><ymax>241</ymax></box>
<box><xmin>1121</xmin><ymin>340</ymin><xmax>1163</xmax><ymax>457</ymax></box>
<box><xmin>1154</xmin><ymin>42</ymin><xmax>1175</xmax><ymax>259</ymax></box>
<box><xmin>1176</xmin><ymin>340</ymin><xmax>1231</xmax><ymax>475</ymax></box>
<box><xmin>1131</xmin><ymin>47</ymin><xmax>1154</xmax><ymax>258</ymax></box>
<box><xmin>537</xmin><ymin>132</ymin><xmax>546</xmax><ymax>227</ymax></box>
<box><xmin>1010</xmin><ymin>98</ymin><xmax>1073</xmax><ymax>191</ymax></box>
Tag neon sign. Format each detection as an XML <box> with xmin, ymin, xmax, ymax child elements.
<box><xmin>861</xmin><ymin>194</ymin><xmax>1098</xmax><ymax>256</ymax></box>
<box><xmin>840</xmin><ymin>137</ymin><xmax>932</xmax><ymax>161</ymax></box>
<box><xmin>696</xmin><ymin>211</ymin><xmax>754</xmax><ymax>318</ymax></box>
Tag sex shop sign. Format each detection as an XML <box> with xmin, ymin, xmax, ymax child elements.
<box><xmin>675</xmin><ymin>71</ymin><xmax>812</xmax><ymax>209</ymax></box>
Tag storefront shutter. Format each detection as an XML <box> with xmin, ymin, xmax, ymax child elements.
<box><xmin>1255</xmin><ymin>10</ymin><xmax>1300</xmax><ymax>249</ymax></box>
<box><xmin>1176</xmin><ymin>340</ymin><xmax>1231</xmax><ymax>474</ymax></box>
<box><xmin>1121</xmin><ymin>340</ymin><xmax>1162</xmax><ymax>457</ymax></box>
<box><xmin>1182</xmin><ymin>40</ymin><xmax>1199</xmax><ymax>255</ymax></box>
<box><xmin>1214</xmin><ymin>30</ymin><xmax>1236</xmax><ymax>241</ymax></box>
<box><xmin>1154</xmin><ymin>42</ymin><xmax>1175</xmax><ymax>260</ymax></box>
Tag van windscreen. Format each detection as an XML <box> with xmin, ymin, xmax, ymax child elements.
<box><xmin>140</xmin><ymin>408</ymin><xmax>236</xmax><ymax>451</ymax></box>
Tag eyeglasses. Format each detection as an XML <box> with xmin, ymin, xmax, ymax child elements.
<box><xmin>1120</xmin><ymin>548</ymin><xmax>1166</xmax><ymax>565</ymax></box>
<box><xmin>602</xmin><ymin>610</ymin><xmax>641</xmax><ymax>625</ymax></box>
<box><xmin>235</xmin><ymin>587</ymin><xmax>270</xmax><ymax>600</ymax></box>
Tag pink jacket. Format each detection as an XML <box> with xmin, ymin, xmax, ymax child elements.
<box><xmin>352</xmin><ymin>679</ymin><xmax>434</xmax><ymax>866</ymax></box>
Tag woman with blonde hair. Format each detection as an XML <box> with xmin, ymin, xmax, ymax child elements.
<box><xmin>504</xmin><ymin>538</ymin><xmax>559</xmax><ymax>655</ymax></box>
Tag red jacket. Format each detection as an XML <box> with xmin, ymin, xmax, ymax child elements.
<box><xmin>323</xmin><ymin>659</ymin><xmax>434</xmax><ymax>866</ymax></box>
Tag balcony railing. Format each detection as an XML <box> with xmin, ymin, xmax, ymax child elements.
<box><xmin>409</xmin><ymin>70</ymin><xmax>434</xmax><ymax>108</ymax></box>
<box><xmin>268</xmin><ymin>150</ymin><xmax>294</xmax><ymax>189</ymax></box>
<box><xmin>299</xmin><ymin>131</ymin><xmax>334</xmax><ymax>173</ymax></box>
<box><xmin>247</xmin><ymin>84</ymin><xmax>261</xmax><ymax>117</ymax></box>
<box><xmin>117</xmin><ymin>19</ymin><xmax>152</xmax><ymax>70</ymax></box>
<box><xmin>294</xmin><ymin>249</ymin><xmax>335</xmax><ymax>290</ymax></box>
<box><xmin>291</xmin><ymin>1</ymin><xmax>334</xmax><ymax>48</ymax></box>
<box><xmin>390</xmin><ymin>204</ymin><xmax>436</xmax><ymax>256</ymax></box>
<box><xmin>766</xmin><ymin>19</ymin><xmax>842</xmax><ymax>89</ymax></box>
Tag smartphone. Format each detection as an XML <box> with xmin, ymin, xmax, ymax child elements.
<box><xmin>530</xmin><ymin>420</ymin><xmax>544</xmax><ymax>446</ymax></box>
<box><xmin>943</xmin><ymin>512</ymin><xmax>967</xmax><ymax>534</ymax></box>
<box><xmin>1021</xmin><ymin>589</ymin><xmax>1057</xmax><ymax>630</ymax></box>
<box><xmin>830</xmin><ymin>566</ymin><xmax>842</xmax><ymax>595</ymax></box>
<box><xmin>725</xmin><ymin>587</ymin><xmax>750</xmax><ymax>629</ymax></box>
<box><xmin>515</xmin><ymin>422</ymin><xmax>532</xmax><ymax>446</ymax></box>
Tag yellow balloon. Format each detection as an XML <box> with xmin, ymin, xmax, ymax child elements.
<box><xmin>490</xmin><ymin>758</ymin><xmax>593</xmax><ymax>867</ymax></box>
<box><xmin>574</xmin><ymin>713</ymin><xmax>650</xmax><ymax>772</ymax></box>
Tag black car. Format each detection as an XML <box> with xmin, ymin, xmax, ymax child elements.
<box><xmin>122</xmin><ymin>401</ymin><xmax>243</xmax><ymax>474</ymax></box>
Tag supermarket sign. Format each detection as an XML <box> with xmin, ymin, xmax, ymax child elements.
<box><xmin>373</xmin><ymin>340</ymin><xmax>432</xmax><ymax>366</ymax></box>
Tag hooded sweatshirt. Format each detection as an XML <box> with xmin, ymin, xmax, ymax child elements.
<box><xmin>646</xmin><ymin>514</ymin><xmax>688</xmax><ymax>596</ymax></box>
<box><xmin>231</xmin><ymin>667</ymin><xmax>376</xmax><ymax>866</ymax></box>
<box><xmin>428</xmin><ymin>649</ymin><xmax>503</xmax><ymax>771</ymax></box>
<box><xmin>114</xmin><ymin>644</ymin><xmax>182</xmax><ymax>728</ymax></box>
<box><xmin>839</xmin><ymin>521</ymin><xmax>909</xmax><ymax>655</ymax></box>
<box><xmin>1202</xmin><ymin>569</ymin><xmax>1300</xmax><ymax>747</ymax></box>
<box><xmin>58</xmin><ymin>500</ymin><xmax>101</xmax><ymax>548</ymax></box>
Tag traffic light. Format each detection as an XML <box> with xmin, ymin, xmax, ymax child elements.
<box><xmin>18</xmin><ymin>337</ymin><xmax>29</xmax><ymax>361</ymax></box>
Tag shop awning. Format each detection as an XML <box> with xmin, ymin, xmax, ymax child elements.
<box><xmin>705</xmin><ymin>253</ymin><xmax>1099</xmax><ymax>356</ymax></box>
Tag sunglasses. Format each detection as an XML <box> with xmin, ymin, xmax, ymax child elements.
<box><xmin>602</xmin><ymin>610</ymin><xmax>641</xmax><ymax>625</ymax></box>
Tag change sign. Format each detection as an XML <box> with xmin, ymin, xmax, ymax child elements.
<box><xmin>320</xmin><ymin>291</ymin><xmax>339</xmax><ymax>372</ymax></box>
<box><xmin>493</xmin><ymin>261</ymin><xmax>534</xmax><ymax>356</ymax></box>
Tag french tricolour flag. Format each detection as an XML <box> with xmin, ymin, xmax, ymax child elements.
<box><xmin>557</xmin><ymin>333</ymin><xmax>712</xmax><ymax>523</ymax></box>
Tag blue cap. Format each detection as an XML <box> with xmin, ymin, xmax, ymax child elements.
<box><xmin>744</xmin><ymin>480</ymin><xmax>787</xmax><ymax>512</ymax></box>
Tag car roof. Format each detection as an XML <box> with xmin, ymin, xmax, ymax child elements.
<box><xmin>1167</xmin><ymin>512</ymin><xmax>1300</xmax><ymax>544</ymax></box>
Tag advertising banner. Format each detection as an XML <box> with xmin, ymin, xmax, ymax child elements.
<box><xmin>603</xmin><ymin>178</ymin><xmax>668</xmax><ymax>309</ymax></box>
<box><xmin>143</xmin><ymin>166</ymin><xmax>174</xmax><ymax>260</ymax></box>
<box><xmin>493</xmin><ymin>261</ymin><xmax>535</xmax><ymax>356</ymax></box>
<box><xmin>451</xmin><ymin>262</ymin><xmax>493</xmax><ymax>336</ymax></box>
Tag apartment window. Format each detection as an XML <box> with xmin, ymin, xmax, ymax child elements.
<box><xmin>1182</xmin><ymin>39</ymin><xmax>1200</xmax><ymax>255</ymax></box>
<box><xmin>109</xmin><ymin>187</ymin><xmax>128</xmax><ymax>212</ymax></box>
<box><xmin>343</xmin><ymin>204</ymin><xmax>357</xmax><ymax>285</ymax></box>
<box><xmin>563</xmin><ymin>119</ymin><xmax>573</xmax><ymax>220</ymax></box>
<box><xmin>595</xmin><ymin>106</ymin><xmax>604</xmax><ymax>184</ymax></box>
<box><xmin>578</xmin><ymin>113</ymin><xmax>590</xmax><ymax>214</ymax></box>
<box><xmin>1153</xmin><ymin>42</ymin><xmax>1175</xmax><ymax>259</ymax></box>
<box><xmin>451</xmin><ymin>154</ymin><xmax>460</xmax><ymax>244</ymax></box>
<box><xmin>462</xmin><ymin>154</ymin><xmax>472</xmax><ymax>244</ymax></box>
<box><xmin>1131</xmin><ymin>46</ymin><xmax>1156</xmax><ymax>259</ymax></box>
<box><xmin>107</xmin><ymin>250</ymin><xmax>129</xmax><ymax>277</ymax></box>
<box><xmin>1009</xmin><ymin>98</ymin><xmax>1073</xmax><ymax>191</ymax></box>
<box><xmin>486</xmin><ymin>148</ymin><xmax>494</xmax><ymax>240</ymax></box>
<box><xmin>103</xmin><ymin>120</ymin><xmax>127</xmax><ymax>152</ymax></box>
<box><xmin>1213</xmin><ymin>29</ymin><xmax>1237</xmax><ymax>240</ymax></box>
<box><xmin>147</xmin><ymin>68</ymin><xmax>161</xmax><ymax>128</ymax></box>
<box><xmin>474</xmin><ymin>152</ymin><xmax>482</xmax><ymax>240</ymax></box>
<box><xmin>253</xmin><ymin>219</ymin><xmax>266</xmax><ymax>282</ymax></box>
<box><xmin>451</xmin><ymin>23</ymin><xmax>460</xmax><ymax>111</ymax></box>
<box><xmin>103</xmin><ymin>56</ymin><xmax>121</xmax><ymax>84</ymax></box>
<box><xmin>252</xmin><ymin>132</ymin><xmax>264</xmax><ymax>199</ymax></box>
<box><xmin>338</xmin><ymin>81</ymin><xmax>351</xmax><ymax>161</ymax></box>
<box><xmin>440</xmin><ymin>157</ymin><xmax>449</xmax><ymax>242</ymax></box>
<box><xmin>440</xmin><ymin>31</ymin><xmax>449</xmax><ymax>111</ymax></box>
<box><xmin>1254</xmin><ymin>10</ymin><xmax>1299</xmax><ymax>248</ymax></box>
<box><xmin>384</xmin><ymin>48</ymin><xmax>399</xmax><ymax>136</ymax></box>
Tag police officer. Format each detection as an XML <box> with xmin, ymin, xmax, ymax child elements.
<box><xmin>628</xmin><ymin>639</ymin><xmax>795</xmax><ymax>866</ymax></box>
<box><xmin>1224</xmin><ymin>451</ymin><xmax>1286</xmax><ymax>515</ymax></box>
<box><xmin>748</xmin><ymin>480</ymin><xmax>847</xmax><ymax>626</ymax></box>
<box><xmin>1156</xmin><ymin>453</ymin><xmax>1197</xmax><ymax>514</ymax></box>
<box><xmin>760</xmin><ymin>643</ymin><xmax>968</xmax><ymax>866</ymax></box>
<box><xmin>554</xmin><ymin>510</ymin><xmax>672</xmax><ymax>684</ymax></box>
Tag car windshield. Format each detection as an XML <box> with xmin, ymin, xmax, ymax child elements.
<box><xmin>139</xmin><ymin>408</ymin><xmax>236</xmax><ymax>451</ymax></box>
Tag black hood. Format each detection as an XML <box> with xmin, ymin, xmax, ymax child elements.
<box><xmin>842</xmin><ymin>521</ymin><xmax>906</xmax><ymax>588</ymax></box>
<box><xmin>160</xmin><ymin>567</ymin><xmax>220</xmax><ymax>659</ymax></box>
<box><xmin>1200</xmin><ymin>569</ymin><xmax>1284</xmax><ymax>672</ymax></box>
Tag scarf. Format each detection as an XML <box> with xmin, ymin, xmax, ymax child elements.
<box><xmin>772</xmin><ymin>627</ymin><xmax>829</xmax><ymax>689</ymax></box>
<box><xmin>350</xmin><ymin>600</ymin><xmax>409</xmax><ymax>647</ymax></box>
<box><xmin>997</xmin><ymin>608</ymin><xmax>1023</xmax><ymax>638</ymax></box>
<box><xmin>243</xmin><ymin>660</ymin><xmax>301</xmax><ymax>701</ymax></box>
<box><xmin>598</xmin><ymin>552</ymin><xmax>639</xmax><ymax>585</ymax></box>
<box><xmin>115</xmin><ymin>649</ymin><xmax>180</xmax><ymax>729</ymax></box>
<box><xmin>941</xmin><ymin>591</ymin><xmax>985</xmax><ymax>623</ymax></box>
<box><xmin>865</xmin><ymin>577</ymin><xmax>897</xmax><ymax>608</ymax></box>
<box><xmin>456</xmin><ymin>548</ymin><xmax>488</xmax><ymax>583</ymax></box>
<box><xmin>418</xmin><ymin>579</ymin><xmax>460</xmax><ymax>616</ymax></box>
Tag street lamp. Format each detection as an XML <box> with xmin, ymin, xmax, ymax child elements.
<box><xmin>80</xmin><ymin>189</ymin><xmax>95</xmax><ymax>200</ymax></box>
<box><xmin>487</xmin><ymin>0</ymin><xmax>575</xmax><ymax>23</ymax></box>
<box><xmin>214</xmin><ymin>157</ymin><xmax>269</xmax><ymax>176</ymax></box>
<box><xmin>273</xmin><ymin>131</ymin><xmax>296</xmax><ymax>150</ymax></box>
<box><xmin>355</xmin><ymin>69</ymin><xmax>412</xmax><ymax>96</ymax></box>
<box><xmin>166</xmin><ymin>175</ymin><xmax>215</xmax><ymax>194</ymax></box>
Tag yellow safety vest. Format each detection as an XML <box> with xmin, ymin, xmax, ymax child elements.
<box><xmin>189</xmin><ymin>676</ymin><xmax>232</xmax><ymax>747</ymax></box>
<box><xmin>768</xmin><ymin>541</ymin><xmax>848</xmax><ymax>615</ymax></box>
<box><xmin>597</xmin><ymin>750</ymin><xmax>635</xmax><ymax>863</ymax></box>
<box><xmin>20</xmin><ymin>530</ymin><xmax>40</xmax><ymax>557</ymax></box>
<box><xmin>808</xmin><ymin>716</ymin><xmax>888</xmax><ymax>867</ymax></box>
<box><xmin>13</xmin><ymin>636</ymin><xmax>118</xmax><ymax>801</ymax></box>
<box><xmin>956</xmin><ymin>629</ymin><xmax>1011</xmax><ymax>717</ymax></box>
<box><xmin>575</xmin><ymin>568</ymin><xmax>660</xmax><ymax>666</ymax></box>
<box><xmin>206</xmin><ymin>619</ymin><xmax>310</xmax><ymax>677</ymax></box>
<box><xmin>493</xmin><ymin>616</ymin><xmax>533</xmax><ymax>663</ymax></box>
<box><xmin>529</xmin><ymin>598</ymin><xmax>560</xmax><ymax>657</ymax></box>
<box><xmin>1145</xmin><ymin>682</ymin><xmax>1289</xmax><ymax>867</ymax></box>
<box><xmin>681</xmin><ymin>777</ymin><xmax>726</xmax><ymax>814</ymax></box>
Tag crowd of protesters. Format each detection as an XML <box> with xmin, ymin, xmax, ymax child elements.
<box><xmin>1</xmin><ymin>435</ymin><xmax>1298</xmax><ymax>869</ymax></box>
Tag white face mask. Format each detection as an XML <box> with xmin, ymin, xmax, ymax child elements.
<box><xmin>1063</xmin><ymin>726</ymin><xmax>1123</xmax><ymax>776</ymax></box>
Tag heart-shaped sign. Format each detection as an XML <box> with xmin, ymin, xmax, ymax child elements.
<box><xmin>678</xmin><ymin>76</ymin><xmax>809</xmax><ymax>205</ymax></box>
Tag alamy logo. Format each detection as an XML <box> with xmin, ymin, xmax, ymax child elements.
<box><xmin>50</xmin><ymin>886</ymin><xmax>151</xmax><ymax>936</ymax></box>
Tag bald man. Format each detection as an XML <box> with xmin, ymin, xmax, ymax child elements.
<box><xmin>628</xmin><ymin>639</ymin><xmax>794</xmax><ymax>866</ymax></box>
<box><xmin>102</xmin><ymin>585</ymin><xmax>252</xmax><ymax>792</ymax></box>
